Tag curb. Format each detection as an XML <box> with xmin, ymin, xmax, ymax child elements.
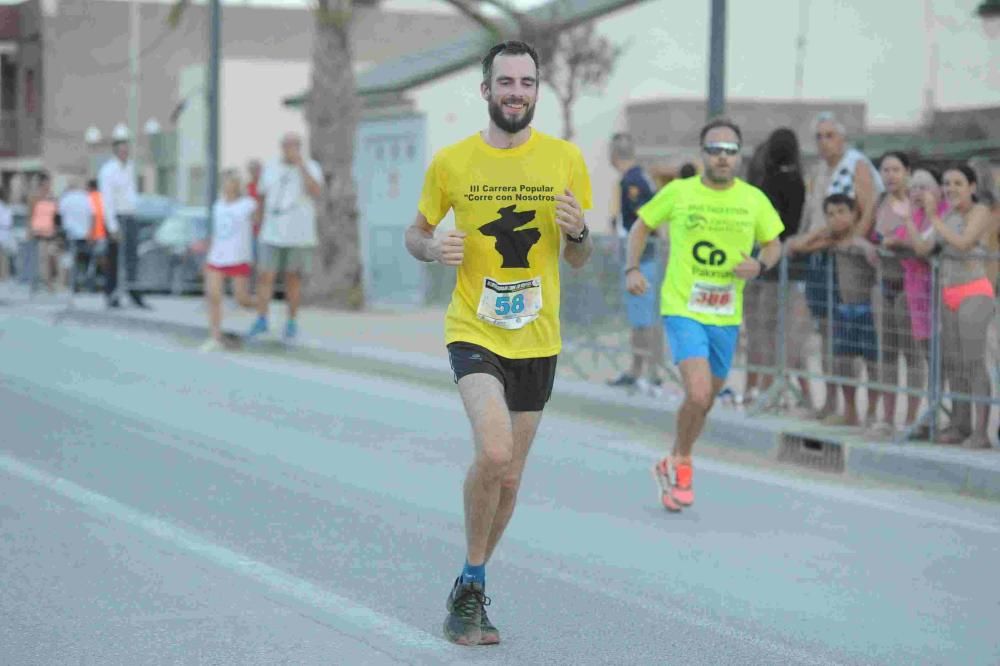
<box><xmin>55</xmin><ymin>308</ymin><xmax>1000</xmax><ymax>502</ymax></box>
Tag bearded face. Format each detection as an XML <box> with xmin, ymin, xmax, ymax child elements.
<box><xmin>487</xmin><ymin>92</ymin><xmax>535</xmax><ymax>134</ymax></box>
<box><xmin>482</xmin><ymin>53</ymin><xmax>538</xmax><ymax>135</ymax></box>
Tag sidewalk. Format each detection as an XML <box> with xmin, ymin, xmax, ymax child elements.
<box><xmin>6</xmin><ymin>282</ymin><xmax>999</xmax><ymax>501</ymax></box>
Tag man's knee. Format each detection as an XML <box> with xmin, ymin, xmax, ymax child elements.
<box><xmin>477</xmin><ymin>445</ymin><xmax>513</xmax><ymax>476</ymax></box>
<box><xmin>685</xmin><ymin>384</ymin><xmax>714</xmax><ymax>412</ymax></box>
<box><xmin>499</xmin><ymin>468</ymin><xmax>523</xmax><ymax>492</ymax></box>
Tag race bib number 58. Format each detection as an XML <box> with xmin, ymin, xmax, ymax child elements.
<box><xmin>688</xmin><ymin>282</ymin><xmax>735</xmax><ymax>316</ymax></box>
<box><xmin>477</xmin><ymin>277</ymin><xmax>542</xmax><ymax>329</ymax></box>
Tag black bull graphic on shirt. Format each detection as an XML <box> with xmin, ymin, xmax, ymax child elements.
<box><xmin>478</xmin><ymin>205</ymin><xmax>541</xmax><ymax>269</ymax></box>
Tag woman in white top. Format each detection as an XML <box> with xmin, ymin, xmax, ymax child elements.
<box><xmin>201</xmin><ymin>171</ymin><xmax>258</xmax><ymax>352</ymax></box>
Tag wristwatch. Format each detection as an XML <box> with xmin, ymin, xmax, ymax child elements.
<box><xmin>566</xmin><ymin>224</ymin><xmax>589</xmax><ymax>244</ymax></box>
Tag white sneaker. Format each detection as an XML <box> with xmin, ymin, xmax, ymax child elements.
<box><xmin>199</xmin><ymin>338</ymin><xmax>224</xmax><ymax>353</ymax></box>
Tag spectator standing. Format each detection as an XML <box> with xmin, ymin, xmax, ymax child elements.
<box><xmin>0</xmin><ymin>186</ymin><xmax>13</xmax><ymax>281</ymax></box>
<box><xmin>98</xmin><ymin>132</ymin><xmax>149</xmax><ymax>308</ymax></box>
<box><xmin>58</xmin><ymin>177</ymin><xmax>94</xmax><ymax>290</ymax></box>
<box><xmin>789</xmin><ymin>194</ymin><xmax>882</xmax><ymax>427</ymax></box>
<box><xmin>869</xmin><ymin>153</ymin><xmax>927</xmax><ymax>437</ymax></box>
<box><xmin>86</xmin><ymin>179</ymin><xmax>111</xmax><ymax>291</ymax></box>
<box><xmin>967</xmin><ymin>157</ymin><xmax>1000</xmax><ymax>289</ymax></box>
<box><xmin>678</xmin><ymin>163</ymin><xmax>698</xmax><ymax>179</ymax></box>
<box><xmin>246</xmin><ymin>158</ymin><xmax>264</xmax><ymax>242</ymax></box>
<box><xmin>882</xmin><ymin>168</ymin><xmax>943</xmax><ymax>438</ymax></box>
<box><xmin>907</xmin><ymin>166</ymin><xmax>994</xmax><ymax>449</ymax></box>
<box><xmin>798</xmin><ymin>112</ymin><xmax>884</xmax><ymax>420</ymax></box>
<box><xmin>28</xmin><ymin>173</ymin><xmax>60</xmax><ymax>292</ymax></box>
<box><xmin>743</xmin><ymin>128</ymin><xmax>807</xmax><ymax>405</ymax></box>
<box><xmin>607</xmin><ymin>132</ymin><xmax>665</xmax><ymax>394</ymax></box>
<box><xmin>201</xmin><ymin>171</ymin><xmax>257</xmax><ymax>352</ymax></box>
<box><xmin>247</xmin><ymin>132</ymin><xmax>323</xmax><ymax>342</ymax></box>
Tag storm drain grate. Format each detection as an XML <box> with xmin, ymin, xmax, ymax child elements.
<box><xmin>778</xmin><ymin>434</ymin><xmax>845</xmax><ymax>473</ymax></box>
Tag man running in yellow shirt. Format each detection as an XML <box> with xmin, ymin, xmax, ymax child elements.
<box><xmin>405</xmin><ymin>40</ymin><xmax>593</xmax><ymax>646</ymax></box>
<box><xmin>626</xmin><ymin>118</ymin><xmax>783</xmax><ymax>512</ymax></box>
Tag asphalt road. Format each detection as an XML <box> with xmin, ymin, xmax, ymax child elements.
<box><xmin>1</xmin><ymin>312</ymin><xmax>998</xmax><ymax>666</ymax></box>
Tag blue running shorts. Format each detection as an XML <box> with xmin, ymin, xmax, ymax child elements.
<box><xmin>663</xmin><ymin>315</ymin><xmax>740</xmax><ymax>380</ymax></box>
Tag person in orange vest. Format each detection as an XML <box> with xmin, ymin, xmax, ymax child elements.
<box><xmin>87</xmin><ymin>179</ymin><xmax>111</xmax><ymax>287</ymax></box>
<box><xmin>27</xmin><ymin>172</ymin><xmax>61</xmax><ymax>292</ymax></box>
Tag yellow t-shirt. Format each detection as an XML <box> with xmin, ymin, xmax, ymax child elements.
<box><xmin>419</xmin><ymin>130</ymin><xmax>593</xmax><ymax>358</ymax></box>
<box><xmin>638</xmin><ymin>177</ymin><xmax>783</xmax><ymax>327</ymax></box>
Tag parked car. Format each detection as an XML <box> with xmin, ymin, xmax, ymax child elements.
<box><xmin>142</xmin><ymin>202</ymin><xmax>209</xmax><ymax>295</ymax></box>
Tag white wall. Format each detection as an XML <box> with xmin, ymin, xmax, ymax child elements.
<box><xmin>220</xmin><ymin>59</ymin><xmax>311</xmax><ymax>173</ymax></box>
<box><xmin>176</xmin><ymin>59</ymin><xmax>310</xmax><ymax>205</ymax></box>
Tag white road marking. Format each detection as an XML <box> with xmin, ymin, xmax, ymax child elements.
<box><xmin>0</xmin><ymin>453</ymin><xmax>453</xmax><ymax>662</ymax></box>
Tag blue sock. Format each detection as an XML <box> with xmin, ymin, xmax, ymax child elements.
<box><xmin>461</xmin><ymin>561</ymin><xmax>485</xmax><ymax>587</ymax></box>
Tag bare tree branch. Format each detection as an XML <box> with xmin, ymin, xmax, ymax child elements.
<box><xmin>167</xmin><ymin>0</ymin><xmax>189</xmax><ymax>29</ymax></box>
<box><xmin>438</xmin><ymin>0</ymin><xmax>509</xmax><ymax>40</ymax></box>
<box><xmin>539</xmin><ymin>17</ymin><xmax>623</xmax><ymax>140</ymax></box>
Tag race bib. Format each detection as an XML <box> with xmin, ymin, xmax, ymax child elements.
<box><xmin>688</xmin><ymin>282</ymin><xmax>735</xmax><ymax>316</ymax></box>
<box><xmin>477</xmin><ymin>277</ymin><xmax>542</xmax><ymax>329</ymax></box>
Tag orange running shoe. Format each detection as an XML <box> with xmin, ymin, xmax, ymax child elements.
<box><xmin>651</xmin><ymin>457</ymin><xmax>682</xmax><ymax>512</ymax></box>
<box><xmin>671</xmin><ymin>462</ymin><xmax>694</xmax><ymax>506</ymax></box>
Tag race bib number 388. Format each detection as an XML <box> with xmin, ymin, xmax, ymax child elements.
<box><xmin>477</xmin><ymin>277</ymin><xmax>543</xmax><ymax>330</ymax></box>
<box><xmin>688</xmin><ymin>282</ymin><xmax>735</xmax><ymax>316</ymax></box>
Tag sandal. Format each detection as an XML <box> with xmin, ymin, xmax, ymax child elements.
<box><xmin>960</xmin><ymin>435</ymin><xmax>992</xmax><ymax>450</ymax></box>
<box><xmin>935</xmin><ymin>427</ymin><xmax>966</xmax><ymax>445</ymax></box>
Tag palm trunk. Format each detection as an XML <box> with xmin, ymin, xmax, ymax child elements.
<box><xmin>306</xmin><ymin>1</ymin><xmax>363</xmax><ymax>308</ymax></box>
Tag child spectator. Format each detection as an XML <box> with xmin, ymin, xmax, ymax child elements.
<box><xmin>788</xmin><ymin>194</ymin><xmax>881</xmax><ymax>427</ymax></box>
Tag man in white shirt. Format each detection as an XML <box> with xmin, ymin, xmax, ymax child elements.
<box><xmin>58</xmin><ymin>178</ymin><xmax>93</xmax><ymax>290</ymax></box>
<box><xmin>247</xmin><ymin>132</ymin><xmax>323</xmax><ymax>341</ymax></box>
<box><xmin>98</xmin><ymin>138</ymin><xmax>148</xmax><ymax>308</ymax></box>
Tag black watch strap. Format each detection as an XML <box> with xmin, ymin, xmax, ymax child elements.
<box><xmin>566</xmin><ymin>225</ymin><xmax>589</xmax><ymax>243</ymax></box>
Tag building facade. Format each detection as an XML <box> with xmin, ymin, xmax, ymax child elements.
<box><xmin>0</xmin><ymin>0</ymin><xmax>466</xmax><ymax>202</ymax></box>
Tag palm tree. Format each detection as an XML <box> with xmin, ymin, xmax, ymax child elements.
<box><xmin>306</xmin><ymin>1</ymin><xmax>361</xmax><ymax>308</ymax></box>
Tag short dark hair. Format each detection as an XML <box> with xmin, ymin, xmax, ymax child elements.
<box><xmin>823</xmin><ymin>192</ymin><xmax>856</xmax><ymax>212</ymax></box>
<box><xmin>610</xmin><ymin>132</ymin><xmax>635</xmax><ymax>161</ymax></box>
<box><xmin>878</xmin><ymin>151</ymin><xmax>911</xmax><ymax>170</ymax></box>
<box><xmin>87</xmin><ymin>178</ymin><xmax>98</xmax><ymax>190</ymax></box>
<box><xmin>679</xmin><ymin>163</ymin><xmax>697</xmax><ymax>179</ymax></box>
<box><xmin>482</xmin><ymin>40</ymin><xmax>540</xmax><ymax>84</ymax></box>
<box><xmin>943</xmin><ymin>163</ymin><xmax>977</xmax><ymax>186</ymax></box>
<box><xmin>699</xmin><ymin>117</ymin><xmax>742</xmax><ymax>145</ymax></box>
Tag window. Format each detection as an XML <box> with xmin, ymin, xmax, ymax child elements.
<box><xmin>1</xmin><ymin>55</ymin><xmax>16</xmax><ymax>112</ymax></box>
<box><xmin>24</xmin><ymin>69</ymin><xmax>36</xmax><ymax>114</ymax></box>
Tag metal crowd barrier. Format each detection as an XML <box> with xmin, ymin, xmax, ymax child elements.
<box><xmin>559</xmin><ymin>235</ymin><xmax>1000</xmax><ymax>446</ymax></box>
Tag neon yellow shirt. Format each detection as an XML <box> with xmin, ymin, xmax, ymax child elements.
<box><xmin>638</xmin><ymin>177</ymin><xmax>783</xmax><ymax>326</ymax></box>
<box><xmin>419</xmin><ymin>130</ymin><xmax>592</xmax><ymax>358</ymax></box>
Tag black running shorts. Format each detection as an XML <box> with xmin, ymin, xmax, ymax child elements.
<box><xmin>447</xmin><ymin>342</ymin><xmax>558</xmax><ymax>412</ymax></box>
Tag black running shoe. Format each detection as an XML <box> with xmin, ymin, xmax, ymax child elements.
<box><xmin>480</xmin><ymin>604</ymin><xmax>500</xmax><ymax>645</ymax></box>
<box><xmin>606</xmin><ymin>373</ymin><xmax>637</xmax><ymax>387</ymax></box>
<box><xmin>444</xmin><ymin>577</ymin><xmax>486</xmax><ymax>646</ymax></box>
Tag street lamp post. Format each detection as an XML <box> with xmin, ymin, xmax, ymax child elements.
<box><xmin>84</xmin><ymin>126</ymin><xmax>103</xmax><ymax>179</ymax></box>
<box><xmin>707</xmin><ymin>0</ymin><xmax>727</xmax><ymax>119</ymax></box>
<box><xmin>144</xmin><ymin>117</ymin><xmax>161</xmax><ymax>194</ymax></box>
<box><xmin>206</xmin><ymin>0</ymin><xmax>221</xmax><ymax>230</ymax></box>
